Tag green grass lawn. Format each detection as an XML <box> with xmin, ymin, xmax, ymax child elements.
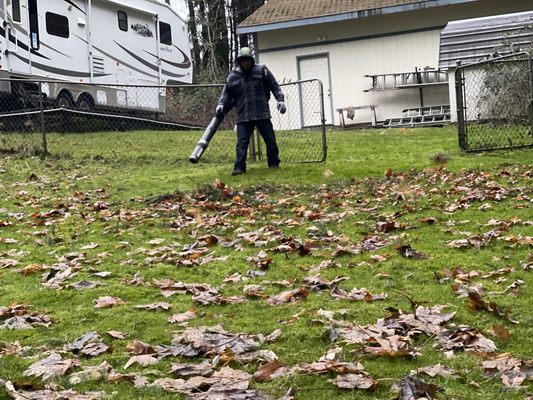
<box><xmin>0</xmin><ymin>126</ymin><xmax>532</xmax><ymax>399</ymax></box>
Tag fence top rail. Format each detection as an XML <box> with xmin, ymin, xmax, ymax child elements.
<box><xmin>455</xmin><ymin>51</ymin><xmax>532</xmax><ymax>71</ymax></box>
<box><xmin>0</xmin><ymin>78</ymin><xmax>322</xmax><ymax>89</ymax></box>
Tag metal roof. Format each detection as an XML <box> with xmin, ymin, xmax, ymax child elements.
<box><xmin>237</xmin><ymin>0</ymin><xmax>478</xmax><ymax>34</ymax></box>
<box><xmin>439</xmin><ymin>11</ymin><xmax>533</xmax><ymax>68</ymax></box>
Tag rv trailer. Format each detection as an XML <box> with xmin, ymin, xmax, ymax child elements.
<box><xmin>0</xmin><ymin>0</ymin><xmax>192</xmax><ymax>113</ymax></box>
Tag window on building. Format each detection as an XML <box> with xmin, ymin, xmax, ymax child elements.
<box><xmin>11</xmin><ymin>0</ymin><xmax>22</xmax><ymax>23</ymax></box>
<box><xmin>159</xmin><ymin>22</ymin><xmax>171</xmax><ymax>45</ymax></box>
<box><xmin>118</xmin><ymin>11</ymin><xmax>128</xmax><ymax>32</ymax></box>
<box><xmin>46</xmin><ymin>12</ymin><xmax>69</xmax><ymax>38</ymax></box>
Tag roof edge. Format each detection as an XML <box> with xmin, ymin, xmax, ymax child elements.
<box><xmin>237</xmin><ymin>0</ymin><xmax>478</xmax><ymax>34</ymax></box>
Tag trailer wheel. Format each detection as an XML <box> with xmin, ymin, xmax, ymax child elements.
<box><xmin>57</xmin><ymin>92</ymin><xmax>74</xmax><ymax>109</ymax></box>
<box><xmin>56</xmin><ymin>92</ymin><xmax>74</xmax><ymax>133</ymax></box>
<box><xmin>76</xmin><ymin>95</ymin><xmax>94</xmax><ymax>111</ymax></box>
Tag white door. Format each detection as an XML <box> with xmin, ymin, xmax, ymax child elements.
<box><xmin>298</xmin><ymin>55</ymin><xmax>333</xmax><ymax>126</ymax></box>
<box><xmin>5</xmin><ymin>0</ymin><xmax>31</xmax><ymax>75</ymax></box>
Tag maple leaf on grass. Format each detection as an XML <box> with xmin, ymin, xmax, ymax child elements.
<box><xmin>171</xmin><ymin>361</ymin><xmax>214</xmax><ymax>378</ymax></box>
<box><xmin>153</xmin><ymin>366</ymin><xmax>252</xmax><ymax>395</ymax></box>
<box><xmin>243</xmin><ymin>284</ymin><xmax>266</xmax><ymax>298</ymax></box>
<box><xmin>80</xmin><ymin>342</ymin><xmax>110</xmax><ymax>357</ymax></box>
<box><xmin>0</xmin><ymin>258</ymin><xmax>19</xmax><ymax>268</ymax></box>
<box><xmin>192</xmin><ymin>293</ymin><xmax>246</xmax><ymax>306</ymax></box>
<box><xmin>331</xmin><ymin>287</ymin><xmax>388</xmax><ymax>302</ymax></box>
<box><xmin>168</xmin><ymin>309</ymin><xmax>197</xmax><ymax>324</ymax></box>
<box><xmin>467</xmin><ymin>291</ymin><xmax>519</xmax><ymax>324</ymax></box>
<box><xmin>125</xmin><ymin>339</ymin><xmax>155</xmax><ymax>355</ymax></box>
<box><xmin>68</xmin><ymin>281</ymin><xmax>100</xmax><ymax>290</ymax></box>
<box><xmin>488</xmin><ymin>325</ymin><xmax>511</xmax><ymax>340</ymax></box>
<box><xmin>124</xmin><ymin>354</ymin><xmax>158</xmax><ymax>369</ymax></box>
<box><xmin>23</xmin><ymin>353</ymin><xmax>80</xmax><ymax>381</ymax></box>
<box><xmin>266</xmin><ymin>288</ymin><xmax>309</xmax><ymax>306</ymax></box>
<box><xmin>394</xmin><ymin>375</ymin><xmax>443</xmax><ymax>399</ymax></box>
<box><xmin>303</xmin><ymin>275</ymin><xmax>349</xmax><ymax>291</ymax></box>
<box><xmin>64</xmin><ymin>331</ymin><xmax>100</xmax><ymax>352</ymax></box>
<box><xmin>481</xmin><ymin>353</ymin><xmax>533</xmax><ymax>388</ymax></box>
<box><xmin>68</xmin><ymin>361</ymin><xmax>115</xmax><ymax>384</ymax></box>
<box><xmin>329</xmin><ymin>372</ymin><xmax>377</xmax><ymax>390</ymax></box>
<box><xmin>93</xmin><ymin>296</ymin><xmax>126</xmax><ymax>308</ymax></box>
<box><xmin>363</xmin><ymin>336</ymin><xmax>420</xmax><ymax>358</ymax></box>
<box><xmin>437</xmin><ymin>325</ymin><xmax>497</xmax><ymax>354</ymax></box>
<box><xmin>134</xmin><ymin>302</ymin><xmax>172</xmax><ymax>311</ymax></box>
<box><xmin>106</xmin><ymin>330</ymin><xmax>126</xmax><ymax>339</ymax></box>
<box><xmin>396</xmin><ymin>244</ymin><xmax>427</xmax><ymax>259</ymax></box>
<box><xmin>2</xmin><ymin>380</ymin><xmax>103</xmax><ymax>400</ymax></box>
<box><xmin>253</xmin><ymin>360</ymin><xmax>292</xmax><ymax>382</ymax></box>
<box><xmin>411</xmin><ymin>364</ymin><xmax>455</xmax><ymax>378</ymax></box>
<box><xmin>172</xmin><ymin>325</ymin><xmax>261</xmax><ymax>356</ymax></box>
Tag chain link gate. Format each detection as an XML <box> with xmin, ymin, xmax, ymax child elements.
<box><xmin>250</xmin><ymin>79</ymin><xmax>327</xmax><ymax>163</ymax></box>
<box><xmin>0</xmin><ymin>78</ymin><xmax>326</xmax><ymax>164</ymax></box>
<box><xmin>455</xmin><ymin>52</ymin><xmax>533</xmax><ymax>152</ymax></box>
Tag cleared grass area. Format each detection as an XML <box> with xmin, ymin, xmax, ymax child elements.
<box><xmin>0</xmin><ymin>126</ymin><xmax>532</xmax><ymax>399</ymax></box>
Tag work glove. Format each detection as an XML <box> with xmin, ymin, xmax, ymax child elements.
<box><xmin>215</xmin><ymin>104</ymin><xmax>224</xmax><ymax>118</ymax></box>
<box><xmin>277</xmin><ymin>101</ymin><xmax>286</xmax><ymax>114</ymax></box>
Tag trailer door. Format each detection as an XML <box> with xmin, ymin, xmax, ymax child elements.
<box><xmin>5</xmin><ymin>0</ymin><xmax>31</xmax><ymax>75</ymax></box>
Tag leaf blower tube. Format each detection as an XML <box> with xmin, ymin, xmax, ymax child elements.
<box><xmin>189</xmin><ymin>115</ymin><xmax>224</xmax><ymax>164</ymax></box>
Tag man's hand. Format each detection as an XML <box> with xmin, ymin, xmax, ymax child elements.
<box><xmin>215</xmin><ymin>104</ymin><xmax>224</xmax><ymax>118</ymax></box>
<box><xmin>277</xmin><ymin>101</ymin><xmax>286</xmax><ymax>114</ymax></box>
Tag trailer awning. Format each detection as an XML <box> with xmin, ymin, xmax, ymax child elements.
<box><xmin>100</xmin><ymin>0</ymin><xmax>158</xmax><ymax>16</ymax></box>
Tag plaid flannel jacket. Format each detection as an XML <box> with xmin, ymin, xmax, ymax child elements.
<box><xmin>218</xmin><ymin>64</ymin><xmax>284</xmax><ymax>123</ymax></box>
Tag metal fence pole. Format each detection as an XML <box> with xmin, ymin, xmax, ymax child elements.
<box><xmin>38</xmin><ymin>81</ymin><xmax>47</xmax><ymax>156</ymax></box>
<box><xmin>254</xmin><ymin>129</ymin><xmax>263</xmax><ymax>161</ymax></box>
<box><xmin>249</xmin><ymin>129</ymin><xmax>256</xmax><ymax>162</ymax></box>
<box><xmin>455</xmin><ymin>67</ymin><xmax>466</xmax><ymax>151</ymax></box>
<box><xmin>318</xmin><ymin>79</ymin><xmax>327</xmax><ymax>162</ymax></box>
<box><xmin>529</xmin><ymin>54</ymin><xmax>533</xmax><ymax>140</ymax></box>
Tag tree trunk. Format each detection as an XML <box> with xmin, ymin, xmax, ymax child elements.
<box><xmin>187</xmin><ymin>0</ymin><xmax>201</xmax><ymax>69</ymax></box>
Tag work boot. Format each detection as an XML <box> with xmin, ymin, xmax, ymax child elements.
<box><xmin>232</xmin><ymin>168</ymin><xmax>245</xmax><ymax>176</ymax></box>
<box><xmin>268</xmin><ymin>164</ymin><xmax>280</xmax><ymax>169</ymax></box>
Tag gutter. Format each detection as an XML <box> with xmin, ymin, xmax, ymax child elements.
<box><xmin>237</xmin><ymin>0</ymin><xmax>478</xmax><ymax>34</ymax></box>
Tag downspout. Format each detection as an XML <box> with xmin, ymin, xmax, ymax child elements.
<box><xmin>87</xmin><ymin>0</ymin><xmax>93</xmax><ymax>82</ymax></box>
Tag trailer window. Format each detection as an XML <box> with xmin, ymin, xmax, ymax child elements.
<box><xmin>29</xmin><ymin>0</ymin><xmax>39</xmax><ymax>50</ymax></box>
<box><xmin>118</xmin><ymin>11</ymin><xmax>128</xmax><ymax>32</ymax></box>
<box><xmin>11</xmin><ymin>0</ymin><xmax>22</xmax><ymax>23</ymax></box>
<box><xmin>159</xmin><ymin>22</ymin><xmax>172</xmax><ymax>45</ymax></box>
<box><xmin>46</xmin><ymin>12</ymin><xmax>69</xmax><ymax>38</ymax></box>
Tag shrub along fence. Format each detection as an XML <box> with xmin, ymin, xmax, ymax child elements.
<box><xmin>0</xmin><ymin>78</ymin><xmax>326</xmax><ymax>163</ymax></box>
<box><xmin>455</xmin><ymin>52</ymin><xmax>533</xmax><ymax>152</ymax></box>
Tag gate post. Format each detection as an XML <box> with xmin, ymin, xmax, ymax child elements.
<box><xmin>529</xmin><ymin>54</ymin><xmax>533</xmax><ymax>139</ymax></box>
<box><xmin>318</xmin><ymin>79</ymin><xmax>327</xmax><ymax>162</ymax></box>
<box><xmin>38</xmin><ymin>81</ymin><xmax>48</xmax><ymax>156</ymax></box>
<box><xmin>455</xmin><ymin>67</ymin><xmax>467</xmax><ymax>151</ymax></box>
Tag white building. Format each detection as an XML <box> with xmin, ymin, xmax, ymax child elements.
<box><xmin>237</xmin><ymin>0</ymin><xmax>532</xmax><ymax>128</ymax></box>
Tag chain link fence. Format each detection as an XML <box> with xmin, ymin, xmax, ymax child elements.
<box><xmin>0</xmin><ymin>78</ymin><xmax>326</xmax><ymax>163</ymax></box>
<box><xmin>455</xmin><ymin>52</ymin><xmax>533</xmax><ymax>152</ymax></box>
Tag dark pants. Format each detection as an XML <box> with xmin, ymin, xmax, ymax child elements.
<box><xmin>235</xmin><ymin>119</ymin><xmax>280</xmax><ymax>171</ymax></box>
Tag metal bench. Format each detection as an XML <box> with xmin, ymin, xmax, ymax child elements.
<box><xmin>336</xmin><ymin>105</ymin><xmax>377</xmax><ymax>128</ymax></box>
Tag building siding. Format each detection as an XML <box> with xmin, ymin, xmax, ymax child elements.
<box><xmin>253</xmin><ymin>0</ymin><xmax>532</xmax><ymax>126</ymax></box>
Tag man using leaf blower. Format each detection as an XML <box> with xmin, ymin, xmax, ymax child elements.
<box><xmin>216</xmin><ymin>47</ymin><xmax>286</xmax><ymax>176</ymax></box>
